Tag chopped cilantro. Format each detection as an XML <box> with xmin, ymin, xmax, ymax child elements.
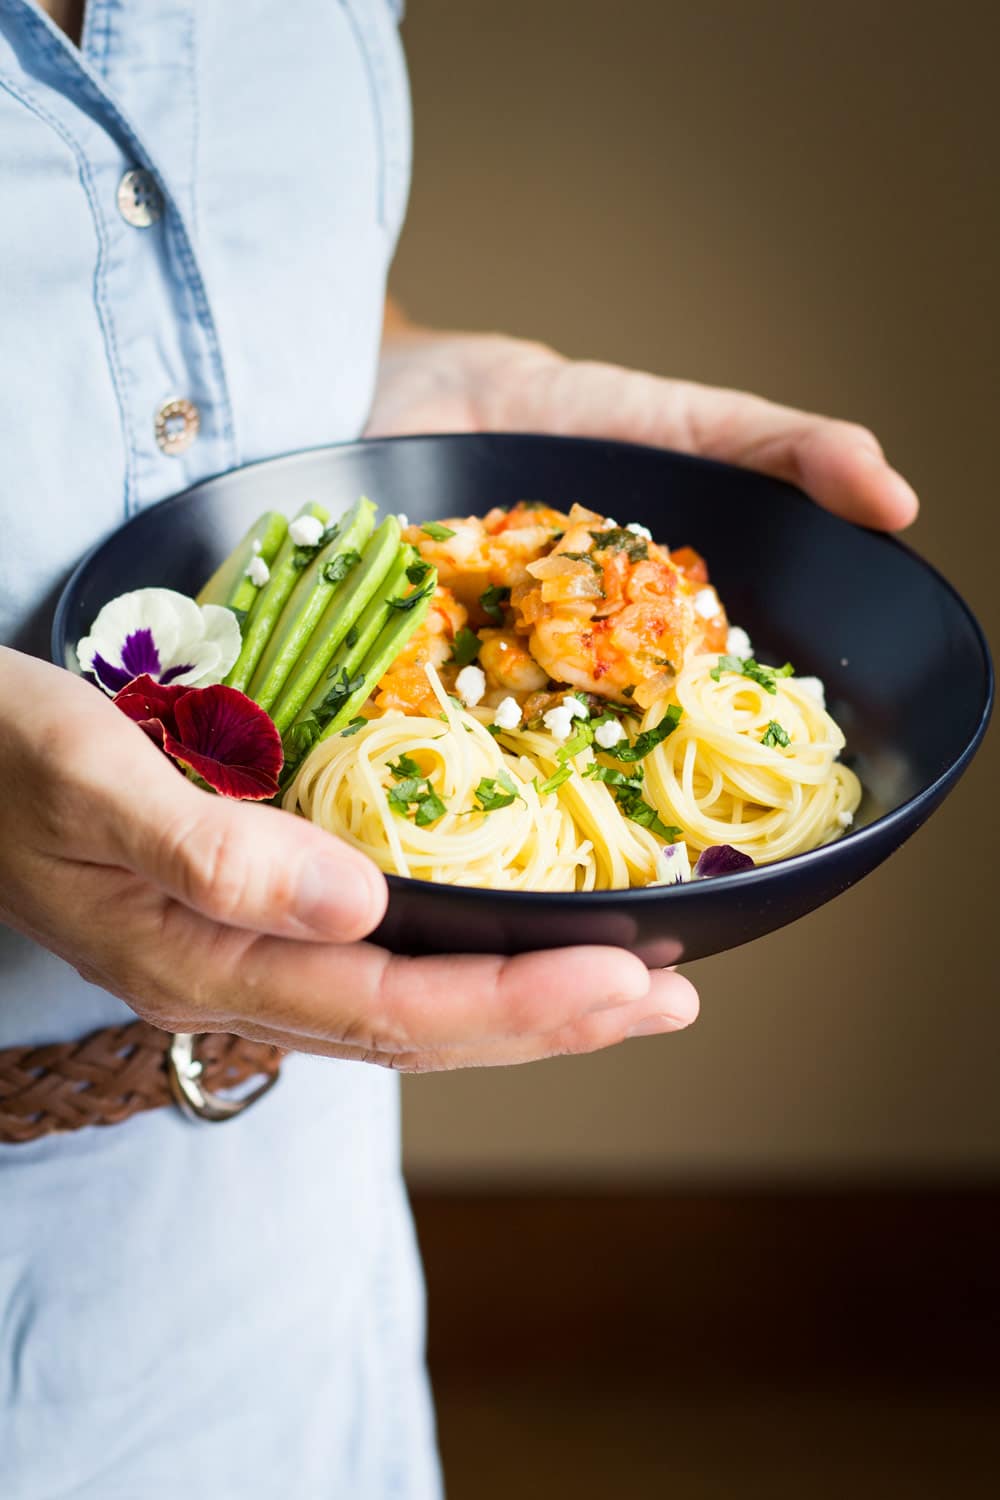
<box><xmin>761</xmin><ymin>720</ymin><xmax>791</xmax><ymax>748</ymax></box>
<box><xmin>322</xmin><ymin>549</ymin><xmax>361</xmax><ymax>586</ymax></box>
<box><xmin>339</xmin><ymin>716</ymin><xmax>367</xmax><ymax>737</ymax></box>
<box><xmin>583</xmin><ymin>762</ymin><xmax>680</xmax><ymax>840</ymax></box>
<box><xmin>590</xmin><ymin>527</ymin><xmax>649</xmax><ymax>562</ymax></box>
<box><xmin>406</xmin><ymin>559</ymin><xmax>432</xmax><ymax>585</ymax></box>
<box><xmin>452</xmin><ymin>627</ymin><xmax>481</xmax><ymax>667</ymax></box>
<box><xmin>474</xmin><ymin>770</ymin><xmax>521</xmax><ymax>812</ymax></box>
<box><xmin>421</xmin><ymin>522</ymin><xmax>456</xmax><ymax>542</ymax></box>
<box><xmin>414</xmin><ymin>788</ymin><xmax>447</xmax><ymax>826</ymax></box>
<box><xmin>320</xmin><ymin>666</ymin><xmax>366</xmax><ymax>711</ymax></box>
<box><xmin>229</xmin><ymin>606</ymin><xmax>248</xmax><ymax>630</ymax></box>
<box><xmin>485</xmin><ymin>722</ymin><xmax>504</xmax><ymax>738</ymax></box>
<box><xmin>479</xmin><ymin>584</ymin><xmax>511</xmax><ymax>624</ymax></box>
<box><xmin>607</xmin><ymin>704</ymin><xmax>683</xmax><ymax>762</ymax></box>
<box><xmin>386</xmin><ymin>767</ymin><xmax>447</xmax><ymax>826</ymax></box>
<box><xmin>388</xmin><ymin>753</ymin><xmax>422</xmax><ymax>780</ymax></box>
<box><xmin>386</xmin><ymin>582</ymin><xmax>434</xmax><ymax>612</ymax></box>
<box><xmin>344</xmin><ymin>624</ymin><xmax>359</xmax><ymax>649</ymax></box>
<box><xmin>557</xmin><ymin>720</ymin><xmax>595</xmax><ymax>761</ymax></box>
<box><xmin>622</xmin><ymin>684</ymin><xmax>636</xmax><ymax>699</ymax></box>
<box><xmin>538</xmin><ymin>764</ymin><xmax>573</xmax><ymax>796</ymax></box>
<box><xmin>711</xmin><ymin>655</ymin><xmax>795</xmax><ymax>694</ymax></box>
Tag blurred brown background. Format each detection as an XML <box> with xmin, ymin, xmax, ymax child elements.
<box><xmin>389</xmin><ymin>2</ymin><xmax>998</xmax><ymax>1494</ymax></box>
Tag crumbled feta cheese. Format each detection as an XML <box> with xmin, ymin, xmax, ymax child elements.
<box><xmin>651</xmin><ymin>842</ymin><xmax>691</xmax><ymax>886</ymax></box>
<box><xmin>795</xmin><ymin>675</ymin><xmax>826</xmax><ymax>709</ymax></box>
<box><xmin>594</xmin><ymin>717</ymin><xmax>627</xmax><ymax>749</ymax></box>
<box><xmin>245</xmin><ymin>556</ymin><xmax>270</xmax><ymax>587</ymax></box>
<box><xmin>694</xmin><ymin>587</ymin><xmax>719</xmax><ymax>620</ymax></box>
<box><xmin>836</xmin><ymin>810</ymin><xmax>854</xmax><ymax>829</ymax></box>
<box><xmin>543</xmin><ymin>705</ymin><xmax>575</xmax><ymax>742</ymax></box>
<box><xmin>626</xmin><ymin>522</ymin><xmax>653</xmax><ymax>540</ymax></box>
<box><xmin>725</xmin><ymin>625</ymin><xmax>753</xmax><ymax>658</ymax></box>
<box><xmin>252</xmin><ymin>538</ymin><xmax>263</xmax><ymax>554</ymax></box>
<box><xmin>564</xmin><ymin>694</ymin><xmax>589</xmax><ymax>720</ymax></box>
<box><xmin>455</xmin><ymin>664</ymin><xmax>486</xmax><ymax>708</ymax></box>
<box><xmin>397</xmin><ymin>513</ymin><xmax>409</xmax><ymax>530</ymax></box>
<box><xmin>492</xmin><ymin>696</ymin><xmax>522</xmax><ymax>731</ymax></box>
<box><xmin>289</xmin><ymin>515</ymin><xmax>325</xmax><ymax>548</ymax></box>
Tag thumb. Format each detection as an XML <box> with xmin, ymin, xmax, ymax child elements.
<box><xmin>103</xmin><ymin>732</ymin><xmax>388</xmax><ymax>942</ymax></box>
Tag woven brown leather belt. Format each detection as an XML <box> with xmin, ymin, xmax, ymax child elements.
<box><xmin>0</xmin><ymin>1021</ymin><xmax>284</xmax><ymax>1144</ymax></box>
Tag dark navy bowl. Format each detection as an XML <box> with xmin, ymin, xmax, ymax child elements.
<box><xmin>53</xmin><ymin>434</ymin><xmax>993</xmax><ymax>965</ymax></box>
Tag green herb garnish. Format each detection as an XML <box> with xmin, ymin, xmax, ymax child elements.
<box><xmin>538</xmin><ymin>764</ymin><xmax>573</xmax><ymax>796</ymax></box>
<box><xmin>388</xmin><ymin>753</ymin><xmax>422</xmax><ymax>780</ymax></box>
<box><xmin>590</xmin><ymin>527</ymin><xmax>649</xmax><ymax>562</ymax></box>
<box><xmin>387</xmin><ymin>771</ymin><xmax>447</xmax><ymax>827</ymax></box>
<box><xmin>421</xmin><ymin>522</ymin><xmax>456</xmax><ymax>542</ymax></box>
<box><xmin>339</xmin><ymin>716</ymin><xmax>367</xmax><ymax>737</ymax></box>
<box><xmin>406</xmin><ymin>560</ymin><xmax>432</xmax><ymax>585</ymax></box>
<box><xmin>452</xmin><ymin>627</ymin><xmax>481</xmax><ymax>667</ymax></box>
<box><xmin>583</xmin><ymin>763</ymin><xmax>680</xmax><ymax>841</ymax></box>
<box><xmin>386</xmin><ymin>582</ymin><xmax>435</xmax><ymax>612</ymax></box>
<box><xmin>761</xmin><ymin>720</ymin><xmax>791</xmax><ymax>748</ymax></box>
<box><xmin>479</xmin><ymin>584</ymin><xmax>511</xmax><ymax>624</ymax></box>
<box><xmin>711</xmin><ymin>655</ymin><xmax>795</xmax><ymax>694</ymax></box>
<box><xmin>344</xmin><ymin>624</ymin><xmax>359</xmax><ymax>649</ymax></box>
<box><xmin>322</xmin><ymin>549</ymin><xmax>361</xmax><ymax>586</ymax></box>
<box><xmin>557</xmin><ymin>720</ymin><xmax>595</xmax><ymax>761</ymax></box>
<box><xmin>474</xmin><ymin>770</ymin><xmax>521</xmax><ymax>812</ymax></box>
<box><xmin>607</xmin><ymin>704</ymin><xmax>683</xmax><ymax>762</ymax></box>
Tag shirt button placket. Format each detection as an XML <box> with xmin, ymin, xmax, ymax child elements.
<box><xmin>116</xmin><ymin>168</ymin><xmax>163</xmax><ymax>228</ymax></box>
<box><xmin>115</xmin><ymin>166</ymin><xmax>202</xmax><ymax>464</ymax></box>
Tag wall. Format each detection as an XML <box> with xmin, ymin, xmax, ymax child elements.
<box><xmin>391</xmin><ymin>0</ymin><xmax>998</xmax><ymax>1180</ymax></box>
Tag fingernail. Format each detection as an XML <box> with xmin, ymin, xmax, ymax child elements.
<box><xmin>295</xmin><ymin>855</ymin><xmax>382</xmax><ymax>936</ymax></box>
<box><xmin>627</xmin><ymin>1013</ymin><xmax>688</xmax><ymax>1038</ymax></box>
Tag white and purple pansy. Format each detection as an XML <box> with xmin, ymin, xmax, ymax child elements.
<box><xmin>77</xmin><ymin>588</ymin><xmax>241</xmax><ymax>696</ymax></box>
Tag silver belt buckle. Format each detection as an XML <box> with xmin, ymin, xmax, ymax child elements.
<box><xmin>166</xmin><ymin>1033</ymin><xmax>280</xmax><ymax>1123</ymax></box>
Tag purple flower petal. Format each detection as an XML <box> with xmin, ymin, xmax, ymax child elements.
<box><xmin>693</xmin><ymin>845</ymin><xmax>755</xmax><ymax>879</ymax></box>
<box><xmin>91</xmin><ymin>653</ymin><xmax>135</xmax><ymax>693</ymax></box>
<box><xmin>119</xmin><ymin>627</ymin><xmax>163</xmax><ymax>681</ymax></box>
<box><xmin>160</xmin><ymin>661</ymin><xmax>196</xmax><ymax>685</ymax></box>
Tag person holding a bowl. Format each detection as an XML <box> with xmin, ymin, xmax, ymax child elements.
<box><xmin>0</xmin><ymin>3</ymin><xmax>917</xmax><ymax>1496</ymax></box>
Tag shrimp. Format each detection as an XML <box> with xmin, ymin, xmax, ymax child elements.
<box><xmin>477</xmin><ymin>629</ymin><xmax>549</xmax><ymax>695</ymax></box>
<box><xmin>515</xmin><ymin>514</ymin><xmax>728</xmax><ymax>706</ymax></box>
<box><xmin>374</xmin><ymin>585</ymin><xmax>468</xmax><ymax>717</ymax></box>
<box><xmin>404</xmin><ymin>504</ymin><xmax>567</xmax><ymax>618</ymax></box>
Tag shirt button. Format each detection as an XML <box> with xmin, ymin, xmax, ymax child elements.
<box><xmin>155</xmin><ymin>398</ymin><xmax>200</xmax><ymax>455</ymax></box>
<box><xmin>117</xmin><ymin>168</ymin><xmax>163</xmax><ymax>228</ymax></box>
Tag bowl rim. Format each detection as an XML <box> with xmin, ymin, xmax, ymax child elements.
<box><xmin>52</xmin><ymin>431</ymin><xmax>995</xmax><ymax>905</ymax></box>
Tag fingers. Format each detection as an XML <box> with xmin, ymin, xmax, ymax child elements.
<box><xmin>139</xmin><ymin>897</ymin><xmax>697</xmax><ymax>1057</ymax></box>
<box><xmin>505</xmin><ymin>354</ymin><xmax>919</xmax><ymax>530</ymax></box>
<box><xmin>213</xmin><ymin>967</ymin><xmax>700</xmax><ymax>1072</ymax></box>
<box><xmin>11</xmin><ymin>657</ymin><xmax>391</xmax><ymax>945</ymax></box>
<box><xmin>105</xmin><ymin>766</ymin><xmax>388</xmax><ymax>943</ymax></box>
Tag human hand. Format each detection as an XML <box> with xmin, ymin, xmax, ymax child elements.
<box><xmin>0</xmin><ymin>649</ymin><xmax>698</xmax><ymax>1068</ymax></box>
<box><xmin>367</xmin><ymin>324</ymin><xmax>918</xmax><ymax>531</ymax></box>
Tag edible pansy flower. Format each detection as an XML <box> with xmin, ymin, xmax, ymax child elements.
<box><xmin>652</xmin><ymin>841</ymin><xmax>692</xmax><ymax>885</ymax></box>
<box><xmin>693</xmin><ymin>845</ymin><xmax>755</xmax><ymax>879</ymax></box>
<box><xmin>113</xmin><ymin>675</ymin><xmax>283</xmax><ymax>800</ymax></box>
<box><xmin>77</xmin><ymin>588</ymin><xmax>241</xmax><ymax>695</ymax></box>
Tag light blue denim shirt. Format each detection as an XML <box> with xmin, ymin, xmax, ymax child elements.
<box><xmin>0</xmin><ymin>4</ymin><xmax>441</xmax><ymax>1495</ymax></box>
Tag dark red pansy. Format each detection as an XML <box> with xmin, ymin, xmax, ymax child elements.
<box><xmin>113</xmin><ymin>675</ymin><xmax>283</xmax><ymax>800</ymax></box>
<box><xmin>113</xmin><ymin>674</ymin><xmax>188</xmax><ymax>739</ymax></box>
